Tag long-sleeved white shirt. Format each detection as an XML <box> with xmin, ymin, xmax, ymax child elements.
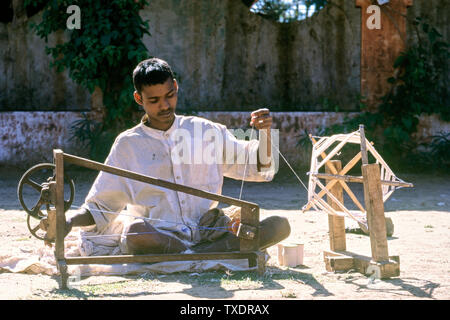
<box><xmin>82</xmin><ymin>114</ymin><xmax>275</xmax><ymax>247</ymax></box>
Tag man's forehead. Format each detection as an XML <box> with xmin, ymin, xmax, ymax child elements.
<box><xmin>141</xmin><ymin>79</ymin><xmax>176</xmax><ymax>97</ymax></box>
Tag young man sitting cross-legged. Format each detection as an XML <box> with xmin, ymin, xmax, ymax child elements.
<box><xmin>63</xmin><ymin>58</ymin><xmax>291</xmax><ymax>255</ymax></box>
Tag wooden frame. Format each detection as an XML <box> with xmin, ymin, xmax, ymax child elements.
<box><xmin>322</xmin><ymin>159</ymin><xmax>401</xmax><ymax>279</ymax></box>
<box><xmin>304</xmin><ymin>126</ymin><xmax>413</xmax><ymax>279</ymax></box>
<box><xmin>303</xmin><ymin>129</ymin><xmax>413</xmax><ymax>225</ymax></box>
<box><xmin>52</xmin><ymin>150</ymin><xmax>265</xmax><ymax>289</ymax></box>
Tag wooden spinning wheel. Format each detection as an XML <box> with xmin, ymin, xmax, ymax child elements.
<box><xmin>303</xmin><ymin>125</ymin><xmax>413</xmax><ymax>279</ymax></box>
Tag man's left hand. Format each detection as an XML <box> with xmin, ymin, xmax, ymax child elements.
<box><xmin>250</xmin><ymin>108</ymin><xmax>272</xmax><ymax>130</ymax></box>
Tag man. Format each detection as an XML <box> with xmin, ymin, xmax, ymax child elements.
<box><xmin>64</xmin><ymin>58</ymin><xmax>290</xmax><ymax>255</ymax></box>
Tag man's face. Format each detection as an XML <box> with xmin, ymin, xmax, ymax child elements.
<box><xmin>134</xmin><ymin>78</ymin><xmax>178</xmax><ymax>131</ymax></box>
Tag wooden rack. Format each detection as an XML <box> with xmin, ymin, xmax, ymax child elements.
<box><xmin>306</xmin><ymin>125</ymin><xmax>412</xmax><ymax>278</ymax></box>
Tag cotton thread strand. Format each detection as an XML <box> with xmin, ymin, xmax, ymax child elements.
<box><xmin>70</xmin><ymin>205</ymin><xmax>231</xmax><ymax>232</ymax></box>
<box><xmin>68</xmin><ymin>129</ymin><xmax>312</xmax><ymax>239</ymax></box>
<box><xmin>239</xmin><ymin>125</ymin><xmax>255</xmax><ymax>200</ymax></box>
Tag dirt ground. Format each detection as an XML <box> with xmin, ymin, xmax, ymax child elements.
<box><xmin>0</xmin><ymin>165</ymin><xmax>449</xmax><ymax>300</ymax></box>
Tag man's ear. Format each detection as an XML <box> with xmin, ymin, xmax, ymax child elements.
<box><xmin>173</xmin><ymin>79</ymin><xmax>179</xmax><ymax>93</ymax></box>
<box><xmin>133</xmin><ymin>91</ymin><xmax>143</xmax><ymax>106</ymax></box>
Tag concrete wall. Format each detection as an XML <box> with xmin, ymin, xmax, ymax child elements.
<box><xmin>1</xmin><ymin>0</ymin><xmax>448</xmax><ymax>112</ymax></box>
<box><xmin>1</xmin><ymin>111</ymin><xmax>448</xmax><ymax>168</ymax></box>
<box><xmin>143</xmin><ymin>0</ymin><xmax>362</xmax><ymax>111</ymax></box>
<box><xmin>0</xmin><ymin>12</ymin><xmax>91</xmax><ymax>111</ymax></box>
<box><xmin>0</xmin><ymin>1</ymin><xmax>448</xmax><ymax>167</ymax></box>
<box><xmin>0</xmin><ymin>112</ymin><xmax>87</xmax><ymax>166</ymax></box>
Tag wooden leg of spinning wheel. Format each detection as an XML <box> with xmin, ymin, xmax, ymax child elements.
<box><xmin>248</xmin><ymin>252</ymin><xmax>266</xmax><ymax>276</ymax></box>
<box><xmin>362</xmin><ymin>163</ymin><xmax>400</xmax><ymax>278</ymax></box>
<box><xmin>256</xmin><ymin>251</ymin><xmax>266</xmax><ymax>276</ymax></box>
<box><xmin>362</xmin><ymin>163</ymin><xmax>389</xmax><ymax>262</ymax></box>
<box><xmin>57</xmin><ymin>260</ymin><xmax>69</xmax><ymax>289</ymax></box>
<box><xmin>326</xmin><ymin>160</ymin><xmax>346</xmax><ymax>252</ymax></box>
<box><xmin>54</xmin><ymin>150</ymin><xmax>68</xmax><ymax>287</ymax></box>
<box><xmin>248</xmin><ymin>255</ymin><xmax>256</xmax><ymax>268</ymax></box>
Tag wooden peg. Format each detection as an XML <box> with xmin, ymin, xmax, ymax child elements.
<box><xmin>359</xmin><ymin>124</ymin><xmax>369</xmax><ymax>165</ymax></box>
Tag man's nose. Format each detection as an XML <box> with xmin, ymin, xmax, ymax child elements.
<box><xmin>160</xmin><ymin>98</ymin><xmax>170</xmax><ymax>110</ymax></box>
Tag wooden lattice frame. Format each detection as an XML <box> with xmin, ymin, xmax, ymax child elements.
<box><xmin>303</xmin><ymin>129</ymin><xmax>413</xmax><ymax>228</ymax></box>
<box><xmin>302</xmin><ymin>126</ymin><xmax>414</xmax><ymax>278</ymax></box>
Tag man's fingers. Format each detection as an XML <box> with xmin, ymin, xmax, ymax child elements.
<box><xmin>252</xmin><ymin>115</ymin><xmax>272</xmax><ymax>121</ymax></box>
<box><xmin>251</xmin><ymin>108</ymin><xmax>270</xmax><ymax>117</ymax></box>
<box><xmin>250</xmin><ymin>116</ymin><xmax>272</xmax><ymax>126</ymax></box>
<box><xmin>250</xmin><ymin>108</ymin><xmax>272</xmax><ymax>129</ymax></box>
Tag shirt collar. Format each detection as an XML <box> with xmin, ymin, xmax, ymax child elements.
<box><xmin>139</xmin><ymin>114</ymin><xmax>180</xmax><ymax>139</ymax></box>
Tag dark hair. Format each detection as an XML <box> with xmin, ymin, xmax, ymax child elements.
<box><xmin>132</xmin><ymin>58</ymin><xmax>175</xmax><ymax>93</ymax></box>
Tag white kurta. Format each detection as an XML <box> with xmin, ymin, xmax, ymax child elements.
<box><xmin>82</xmin><ymin>114</ymin><xmax>275</xmax><ymax>248</ymax></box>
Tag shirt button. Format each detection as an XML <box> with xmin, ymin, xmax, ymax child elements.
<box><xmin>176</xmin><ymin>176</ymin><xmax>180</xmax><ymax>180</ymax></box>
<box><xmin>181</xmin><ymin>200</ymin><xmax>185</xmax><ymax>204</ymax></box>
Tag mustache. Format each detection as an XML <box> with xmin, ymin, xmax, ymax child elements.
<box><xmin>158</xmin><ymin>109</ymin><xmax>173</xmax><ymax>116</ymax></box>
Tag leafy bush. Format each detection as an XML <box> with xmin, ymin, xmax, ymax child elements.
<box><xmin>250</xmin><ymin>0</ymin><xmax>327</xmax><ymax>22</ymax></box>
<box><xmin>377</xmin><ymin>17</ymin><xmax>449</xmax><ymax>156</ymax></box>
<box><xmin>25</xmin><ymin>0</ymin><xmax>150</xmax><ymax>161</ymax></box>
<box><xmin>308</xmin><ymin>17</ymin><xmax>449</xmax><ymax>171</ymax></box>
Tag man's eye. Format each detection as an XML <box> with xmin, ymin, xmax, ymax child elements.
<box><xmin>167</xmin><ymin>94</ymin><xmax>174</xmax><ymax>98</ymax></box>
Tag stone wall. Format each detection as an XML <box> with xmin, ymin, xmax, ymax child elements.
<box><xmin>1</xmin><ymin>111</ymin><xmax>448</xmax><ymax>168</ymax></box>
<box><xmin>0</xmin><ymin>112</ymin><xmax>86</xmax><ymax>166</ymax></box>
<box><xmin>143</xmin><ymin>0</ymin><xmax>362</xmax><ymax>111</ymax></box>
<box><xmin>0</xmin><ymin>9</ymin><xmax>90</xmax><ymax>111</ymax></box>
<box><xmin>1</xmin><ymin>0</ymin><xmax>448</xmax><ymax>112</ymax></box>
<box><xmin>0</xmin><ymin>0</ymin><xmax>448</xmax><ymax>168</ymax></box>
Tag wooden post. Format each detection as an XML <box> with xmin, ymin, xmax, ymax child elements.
<box><xmin>54</xmin><ymin>149</ymin><xmax>68</xmax><ymax>289</ymax></box>
<box><xmin>355</xmin><ymin>0</ymin><xmax>413</xmax><ymax>111</ymax></box>
<box><xmin>362</xmin><ymin>163</ymin><xmax>389</xmax><ymax>262</ymax></box>
<box><xmin>256</xmin><ymin>251</ymin><xmax>266</xmax><ymax>276</ymax></box>
<box><xmin>326</xmin><ymin>160</ymin><xmax>346</xmax><ymax>252</ymax></box>
<box><xmin>240</xmin><ymin>206</ymin><xmax>260</xmax><ymax>252</ymax></box>
<box><xmin>359</xmin><ymin>125</ymin><xmax>369</xmax><ymax>165</ymax></box>
<box><xmin>322</xmin><ymin>129</ymin><xmax>400</xmax><ymax>278</ymax></box>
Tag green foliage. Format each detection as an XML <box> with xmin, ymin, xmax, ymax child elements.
<box><xmin>252</xmin><ymin>0</ymin><xmax>290</xmax><ymax>22</ymax></box>
<box><xmin>377</xmin><ymin>17</ymin><xmax>449</xmax><ymax>153</ymax></box>
<box><xmin>251</xmin><ymin>0</ymin><xmax>327</xmax><ymax>23</ymax></box>
<box><xmin>416</xmin><ymin>132</ymin><xmax>450</xmax><ymax>170</ymax></box>
<box><xmin>309</xmin><ymin>17</ymin><xmax>449</xmax><ymax>171</ymax></box>
<box><xmin>69</xmin><ymin>112</ymin><xmax>117</xmax><ymax>161</ymax></box>
<box><xmin>320</xmin><ymin>97</ymin><xmax>342</xmax><ymax>112</ymax></box>
<box><xmin>25</xmin><ymin>0</ymin><xmax>150</xmax><ymax>161</ymax></box>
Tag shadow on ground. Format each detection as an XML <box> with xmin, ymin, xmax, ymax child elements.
<box><xmin>343</xmin><ymin>276</ymin><xmax>440</xmax><ymax>299</ymax></box>
<box><xmin>47</xmin><ymin>266</ymin><xmax>333</xmax><ymax>299</ymax></box>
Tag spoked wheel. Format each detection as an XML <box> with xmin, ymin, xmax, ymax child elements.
<box><xmin>27</xmin><ymin>213</ymin><xmax>47</xmax><ymax>240</ymax></box>
<box><xmin>17</xmin><ymin>163</ymin><xmax>75</xmax><ymax>239</ymax></box>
